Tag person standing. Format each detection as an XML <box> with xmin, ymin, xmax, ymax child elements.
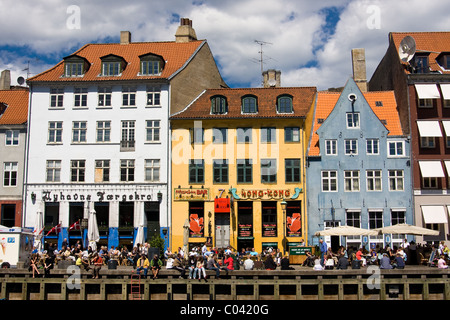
<box><xmin>319</xmin><ymin>239</ymin><xmax>327</xmax><ymax>267</ymax></box>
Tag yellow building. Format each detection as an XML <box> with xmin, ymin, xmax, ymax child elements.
<box><xmin>170</xmin><ymin>84</ymin><xmax>316</xmax><ymax>253</ymax></box>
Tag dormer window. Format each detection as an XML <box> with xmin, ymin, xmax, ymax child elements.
<box><xmin>242</xmin><ymin>95</ymin><xmax>258</xmax><ymax>114</ymax></box>
<box><xmin>277</xmin><ymin>95</ymin><xmax>293</xmax><ymax>113</ymax></box>
<box><xmin>139</xmin><ymin>53</ymin><xmax>164</xmax><ymax>76</ymax></box>
<box><xmin>436</xmin><ymin>52</ymin><xmax>450</xmax><ymax>70</ymax></box>
<box><xmin>100</xmin><ymin>54</ymin><xmax>126</xmax><ymax>76</ymax></box>
<box><xmin>414</xmin><ymin>54</ymin><xmax>430</xmax><ymax>74</ymax></box>
<box><xmin>63</xmin><ymin>55</ymin><xmax>89</xmax><ymax>77</ymax></box>
<box><xmin>211</xmin><ymin>95</ymin><xmax>227</xmax><ymax>114</ymax></box>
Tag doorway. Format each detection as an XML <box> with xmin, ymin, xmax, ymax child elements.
<box><xmin>215</xmin><ymin>213</ymin><xmax>230</xmax><ymax>249</ymax></box>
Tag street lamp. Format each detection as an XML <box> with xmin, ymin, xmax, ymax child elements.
<box><xmin>280</xmin><ymin>199</ymin><xmax>288</xmax><ymax>254</ymax></box>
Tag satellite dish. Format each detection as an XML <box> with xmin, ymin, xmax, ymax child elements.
<box><xmin>17</xmin><ymin>76</ymin><xmax>25</xmax><ymax>86</ymax></box>
<box><xmin>399</xmin><ymin>36</ymin><xmax>416</xmax><ymax>63</ymax></box>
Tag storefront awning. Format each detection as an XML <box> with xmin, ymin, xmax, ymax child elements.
<box><xmin>415</xmin><ymin>84</ymin><xmax>441</xmax><ymax>99</ymax></box>
<box><xmin>419</xmin><ymin>161</ymin><xmax>445</xmax><ymax>178</ymax></box>
<box><xmin>417</xmin><ymin>121</ymin><xmax>442</xmax><ymax>137</ymax></box>
<box><xmin>421</xmin><ymin>205</ymin><xmax>448</xmax><ymax>224</ymax></box>
<box><xmin>440</xmin><ymin>84</ymin><xmax>450</xmax><ymax>100</ymax></box>
<box><xmin>442</xmin><ymin>121</ymin><xmax>450</xmax><ymax>137</ymax></box>
<box><xmin>444</xmin><ymin>161</ymin><xmax>450</xmax><ymax>176</ymax></box>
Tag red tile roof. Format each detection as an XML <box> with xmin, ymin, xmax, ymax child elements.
<box><xmin>308</xmin><ymin>90</ymin><xmax>402</xmax><ymax>156</ymax></box>
<box><xmin>28</xmin><ymin>40</ymin><xmax>206</xmax><ymax>82</ymax></box>
<box><xmin>0</xmin><ymin>88</ymin><xmax>29</xmax><ymax>125</ymax></box>
<box><xmin>390</xmin><ymin>32</ymin><xmax>450</xmax><ymax>74</ymax></box>
<box><xmin>170</xmin><ymin>87</ymin><xmax>317</xmax><ymax>120</ymax></box>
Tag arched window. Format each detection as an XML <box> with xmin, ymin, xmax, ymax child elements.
<box><xmin>277</xmin><ymin>95</ymin><xmax>293</xmax><ymax>113</ymax></box>
<box><xmin>211</xmin><ymin>96</ymin><xmax>227</xmax><ymax>114</ymax></box>
<box><xmin>242</xmin><ymin>95</ymin><xmax>258</xmax><ymax>113</ymax></box>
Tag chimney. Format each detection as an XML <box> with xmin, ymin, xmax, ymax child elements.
<box><xmin>120</xmin><ymin>31</ymin><xmax>131</xmax><ymax>45</ymax></box>
<box><xmin>351</xmin><ymin>48</ymin><xmax>367</xmax><ymax>92</ymax></box>
<box><xmin>0</xmin><ymin>70</ymin><xmax>11</xmax><ymax>90</ymax></box>
<box><xmin>262</xmin><ymin>69</ymin><xmax>281</xmax><ymax>88</ymax></box>
<box><xmin>175</xmin><ymin>18</ymin><xmax>197</xmax><ymax>43</ymax></box>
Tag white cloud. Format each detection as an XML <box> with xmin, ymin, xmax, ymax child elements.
<box><xmin>0</xmin><ymin>0</ymin><xmax>448</xmax><ymax>88</ymax></box>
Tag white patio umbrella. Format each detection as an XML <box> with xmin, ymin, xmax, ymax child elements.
<box><xmin>133</xmin><ymin>210</ymin><xmax>146</xmax><ymax>249</ymax></box>
<box><xmin>373</xmin><ymin>223</ymin><xmax>439</xmax><ymax>236</ymax></box>
<box><xmin>314</xmin><ymin>225</ymin><xmax>379</xmax><ymax>236</ymax></box>
<box><xmin>33</xmin><ymin>210</ymin><xmax>44</xmax><ymax>252</ymax></box>
<box><xmin>182</xmin><ymin>219</ymin><xmax>190</xmax><ymax>259</ymax></box>
<box><xmin>134</xmin><ymin>225</ymin><xmax>145</xmax><ymax>249</ymax></box>
<box><xmin>88</xmin><ymin>209</ymin><xmax>100</xmax><ymax>252</ymax></box>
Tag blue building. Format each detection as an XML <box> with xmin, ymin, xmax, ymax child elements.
<box><xmin>305</xmin><ymin>78</ymin><xmax>412</xmax><ymax>252</ymax></box>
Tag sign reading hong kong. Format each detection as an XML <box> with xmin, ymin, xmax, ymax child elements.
<box><xmin>239</xmin><ymin>189</ymin><xmax>291</xmax><ymax>200</ymax></box>
<box><xmin>40</xmin><ymin>190</ymin><xmax>155</xmax><ymax>202</ymax></box>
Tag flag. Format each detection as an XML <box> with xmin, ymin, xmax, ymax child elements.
<box><xmin>46</xmin><ymin>223</ymin><xmax>61</xmax><ymax>236</ymax></box>
<box><xmin>34</xmin><ymin>227</ymin><xmax>45</xmax><ymax>236</ymax></box>
<box><xmin>69</xmin><ymin>219</ymin><xmax>81</xmax><ymax>232</ymax></box>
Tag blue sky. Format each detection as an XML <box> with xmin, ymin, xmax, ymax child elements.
<box><xmin>0</xmin><ymin>0</ymin><xmax>449</xmax><ymax>89</ymax></box>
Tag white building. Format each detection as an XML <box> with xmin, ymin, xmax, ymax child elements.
<box><xmin>24</xmin><ymin>19</ymin><xmax>226</xmax><ymax>250</ymax></box>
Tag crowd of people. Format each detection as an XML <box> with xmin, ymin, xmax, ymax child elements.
<box><xmin>303</xmin><ymin>239</ymin><xmax>450</xmax><ymax>270</ymax></box>
<box><xmin>24</xmin><ymin>239</ymin><xmax>450</xmax><ymax>278</ymax></box>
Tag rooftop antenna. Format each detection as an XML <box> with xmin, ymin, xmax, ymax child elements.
<box><xmin>253</xmin><ymin>40</ymin><xmax>274</xmax><ymax>85</ymax></box>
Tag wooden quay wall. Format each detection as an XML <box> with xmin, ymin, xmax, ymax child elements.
<box><xmin>0</xmin><ymin>266</ymin><xmax>449</xmax><ymax>301</ymax></box>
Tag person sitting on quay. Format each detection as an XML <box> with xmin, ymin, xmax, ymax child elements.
<box><xmin>243</xmin><ymin>255</ymin><xmax>254</xmax><ymax>270</ymax></box>
<box><xmin>379</xmin><ymin>253</ymin><xmax>392</xmax><ymax>269</ymax></box>
<box><xmin>150</xmin><ymin>254</ymin><xmax>163</xmax><ymax>279</ymax></box>
<box><xmin>438</xmin><ymin>255</ymin><xmax>448</xmax><ymax>269</ymax></box>
<box><xmin>136</xmin><ymin>254</ymin><xmax>150</xmax><ymax>278</ymax></box>
<box><xmin>207</xmin><ymin>253</ymin><xmax>222</xmax><ymax>279</ymax></box>
<box><xmin>336</xmin><ymin>254</ymin><xmax>349</xmax><ymax>270</ymax></box>
<box><xmin>280</xmin><ymin>255</ymin><xmax>294</xmax><ymax>270</ymax></box>
<box><xmin>302</xmin><ymin>250</ymin><xmax>315</xmax><ymax>267</ymax></box>
<box><xmin>171</xmin><ymin>253</ymin><xmax>186</xmax><ymax>279</ymax></box>
<box><xmin>393</xmin><ymin>252</ymin><xmax>405</xmax><ymax>269</ymax></box>
<box><xmin>264</xmin><ymin>253</ymin><xmax>277</xmax><ymax>270</ymax></box>
<box><xmin>92</xmin><ymin>253</ymin><xmax>103</xmax><ymax>279</ymax></box>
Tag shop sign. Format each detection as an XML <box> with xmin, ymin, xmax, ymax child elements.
<box><xmin>214</xmin><ymin>198</ymin><xmax>230</xmax><ymax>213</ymax></box>
<box><xmin>41</xmin><ymin>190</ymin><xmax>154</xmax><ymax>202</ymax></box>
<box><xmin>174</xmin><ymin>188</ymin><xmax>210</xmax><ymax>201</ymax></box>
<box><xmin>230</xmin><ymin>187</ymin><xmax>302</xmax><ymax>200</ymax></box>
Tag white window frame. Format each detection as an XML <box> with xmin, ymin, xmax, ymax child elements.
<box><xmin>325</xmin><ymin>139</ymin><xmax>337</xmax><ymax>155</ymax></box>
<box><xmin>3</xmin><ymin>162</ymin><xmax>18</xmax><ymax>187</ymax></box>
<box><xmin>146</xmin><ymin>86</ymin><xmax>161</xmax><ymax>107</ymax></box>
<box><xmin>96</xmin><ymin>121</ymin><xmax>111</xmax><ymax>142</ymax></box>
<box><xmin>366</xmin><ymin>170</ymin><xmax>382</xmax><ymax>191</ymax></box>
<box><xmin>5</xmin><ymin>130</ymin><xmax>19</xmax><ymax>146</ymax></box>
<box><xmin>146</xmin><ymin>120</ymin><xmax>161</xmax><ymax>143</ymax></box>
<box><xmin>50</xmin><ymin>88</ymin><xmax>64</xmax><ymax>108</ymax></box>
<box><xmin>48</xmin><ymin>121</ymin><xmax>63</xmax><ymax>144</ymax></box>
<box><xmin>388</xmin><ymin>170</ymin><xmax>404</xmax><ymax>191</ymax></box>
<box><xmin>46</xmin><ymin>160</ymin><xmax>61</xmax><ymax>182</ymax></box>
<box><xmin>420</xmin><ymin>136</ymin><xmax>435</xmax><ymax>148</ymax></box>
<box><xmin>122</xmin><ymin>87</ymin><xmax>136</xmax><ymax>107</ymax></box>
<box><xmin>344</xmin><ymin>170</ymin><xmax>360</xmax><ymax>192</ymax></box>
<box><xmin>387</xmin><ymin>141</ymin><xmax>405</xmax><ymax>157</ymax></box>
<box><xmin>72</xmin><ymin>121</ymin><xmax>87</xmax><ymax>143</ymax></box>
<box><xmin>98</xmin><ymin>87</ymin><xmax>112</xmax><ymax>107</ymax></box>
<box><xmin>345</xmin><ymin>139</ymin><xmax>358</xmax><ymax>155</ymax></box>
<box><xmin>366</xmin><ymin>138</ymin><xmax>379</xmax><ymax>155</ymax></box>
<box><xmin>321</xmin><ymin>170</ymin><xmax>338</xmax><ymax>192</ymax></box>
<box><xmin>145</xmin><ymin>159</ymin><xmax>160</xmax><ymax>182</ymax></box>
<box><xmin>74</xmin><ymin>87</ymin><xmax>88</xmax><ymax>108</ymax></box>
<box><xmin>346</xmin><ymin>112</ymin><xmax>360</xmax><ymax>128</ymax></box>
<box><xmin>70</xmin><ymin>160</ymin><xmax>85</xmax><ymax>182</ymax></box>
<box><xmin>95</xmin><ymin>160</ymin><xmax>110</xmax><ymax>182</ymax></box>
